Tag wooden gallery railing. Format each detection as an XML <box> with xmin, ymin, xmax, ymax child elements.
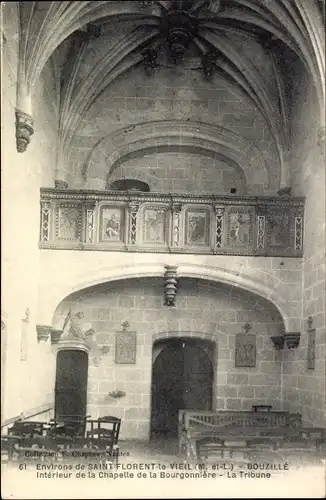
<box><xmin>39</xmin><ymin>189</ymin><xmax>305</xmax><ymax>257</ymax></box>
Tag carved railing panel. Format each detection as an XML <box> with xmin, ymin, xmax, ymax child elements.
<box><xmin>39</xmin><ymin>190</ymin><xmax>305</xmax><ymax>257</ymax></box>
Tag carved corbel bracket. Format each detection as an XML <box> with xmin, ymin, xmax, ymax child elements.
<box><xmin>36</xmin><ymin>325</ymin><xmax>51</xmax><ymax>342</ymax></box>
<box><xmin>50</xmin><ymin>328</ymin><xmax>64</xmax><ymax>344</ymax></box>
<box><xmin>271</xmin><ymin>331</ymin><xmax>300</xmax><ymax>350</ymax></box>
<box><xmin>283</xmin><ymin>331</ymin><xmax>301</xmax><ymax>349</ymax></box>
<box><xmin>15</xmin><ymin>109</ymin><xmax>34</xmax><ymax>153</ymax></box>
<box><xmin>164</xmin><ymin>265</ymin><xmax>178</xmax><ymax>307</ymax></box>
<box><xmin>54</xmin><ymin>180</ymin><xmax>68</xmax><ymax>189</ymax></box>
<box><xmin>36</xmin><ymin>325</ymin><xmax>63</xmax><ymax>343</ymax></box>
<box><xmin>270</xmin><ymin>335</ymin><xmax>285</xmax><ymax>350</ymax></box>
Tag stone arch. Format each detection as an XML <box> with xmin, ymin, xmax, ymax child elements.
<box><xmin>153</xmin><ymin>330</ymin><xmax>218</xmax><ymax>344</ymax></box>
<box><xmin>107</xmin><ymin>144</ymin><xmax>248</xmax><ymax>193</ymax></box>
<box><xmin>152</xmin><ymin>331</ymin><xmax>218</xmax><ymax>367</ymax></box>
<box><xmin>41</xmin><ymin>261</ymin><xmax>294</xmax><ymax>332</ymax></box>
<box><xmin>152</xmin><ymin>331</ymin><xmax>217</xmax><ymax>360</ymax></box>
<box><xmin>84</xmin><ymin>120</ymin><xmax>272</xmax><ymax>190</ymax></box>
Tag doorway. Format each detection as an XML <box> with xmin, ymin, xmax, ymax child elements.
<box><xmin>54</xmin><ymin>349</ymin><xmax>88</xmax><ymax>419</ymax></box>
<box><xmin>150</xmin><ymin>338</ymin><xmax>214</xmax><ymax>438</ymax></box>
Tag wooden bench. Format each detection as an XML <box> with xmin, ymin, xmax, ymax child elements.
<box><xmin>195</xmin><ymin>427</ymin><xmax>326</xmax><ymax>463</ymax></box>
<box><xmin>178</xmin><ymin>410</ymin><xmax>302</xmax><ymax>458</ymax></box>
<box><xmin>193</xmin><ymin>428</ymin><xmax>325</xmax><ymax>462</ymax></box>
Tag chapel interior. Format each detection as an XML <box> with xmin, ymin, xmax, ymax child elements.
<box><xmin>1</xmin><ymin>0</ymin><xmax>326</xmax><ymax>472</ymax></box>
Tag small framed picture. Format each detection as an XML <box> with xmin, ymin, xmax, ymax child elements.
<box><xmin>307</xmin><ymin>328</ymin><xmax>316</xmax><ymax>370</ymax></box>
<box><xmin>235</xmin><ymin>333</ymin><xmax>256</xmax><ymax>368</ymax></box>
<box><xmin>115</xmin><ymin>331</ymin><xmax>136</xmax><ymax>364</ymax></box>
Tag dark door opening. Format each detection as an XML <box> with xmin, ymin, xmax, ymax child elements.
<box><xmin>55</xmin><ymin>349</ymin><xmax>88</xmax><ymax>420</ymax></box>
<box><xmin>151</xmin><ymin>338</ymin><xmax>214</xmax><ymax>438</ymax></box>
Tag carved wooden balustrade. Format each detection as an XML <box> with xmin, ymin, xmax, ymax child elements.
<box><xmin>39</xmin><ymin>189</ymin><xmax>305</xmax><ymax>257</ymax></box>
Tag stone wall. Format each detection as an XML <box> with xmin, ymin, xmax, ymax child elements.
<box><xmin>1</xmin><ymin>3</ymin><xmax>57</xmax><ymax>420</ymax></box>
<box><xmin>282</xmin><ymin>60</ymin><xmax>326</xmax><ymax>427</ymax></box>
<box><xmin>109</xmin><ymin>152</ymin><xmax>245</xmax><ymax>194</ymax></box>
<box><xmin>53</xmin><ymin>277</ymin><xmax>285</xmax><ymax>440</ymax></box>
<box><xmin>69</xmin><ymin>54</ymin><xmax>280</xmax><ymax>193</ymax></box>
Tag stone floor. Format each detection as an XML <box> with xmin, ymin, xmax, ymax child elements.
<box><xmin>119</xmin><ymin>437</ymin><xmax>179</xmax><ymax>463</ymax></box>
<box><xmin>118</xmin><ymin>437</ymin><xmax>325</xmax><ymax>468</ymax></box>
<box><xmin>2</xmin><ymin>438</ymin><xmax>325</xmax><ymax>499</ymax></box>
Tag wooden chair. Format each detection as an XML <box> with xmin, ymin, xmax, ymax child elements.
<box><xmin>48</xmin><ymin>415</ymin><xmax>88</xmax><ymax>439</ymax></box>
<box><xmin>98</xmin><ymin>416</ymin><xmax>121</xmax><ymax>447</ymax></box>
<box><xmin>1</xmin><ymin>436</ymin><xmax>19</xmax><ymax>462</ymax></box>
<box><xmin>10</xmin><ymin>436</ymin><xmax>57</xmax><ymax>462</ymax></box>
<box><xmin>61</xmin><ymin>437</ymin><xmax>107</xmax><ymax>464</ymax></box>
<box><xmin>86</xmin><ymin>416</ymin><xmax>121</xmax><ymax>465</ymax></box>
<box><xmin>8</xmin><ymin>421</ymin><xmax>47</xmax><ymax>438</ymax></box>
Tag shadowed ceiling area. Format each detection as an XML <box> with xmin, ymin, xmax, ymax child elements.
<box><xmin>13</xmin><ymin>1</ymin><xmax>325</xmax><ymax>189</ymax></box>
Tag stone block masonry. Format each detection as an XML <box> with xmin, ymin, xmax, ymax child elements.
<box><xmin>54</xmin><ymin>277</ymin><xmax>285</xmax><ymax>440</ymax></box>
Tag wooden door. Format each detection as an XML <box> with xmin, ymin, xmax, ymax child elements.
<box><xmin>151</xmin><ymin>340</ymin><xmax>213</xmax><ymax>436</ymax></box>
<box><xmin>55</xmin><ymin>350</ymin><xmax>88</xmax><ymax>419</ymax></box>
<box><xmin>183</xmin><ymin>344</ymin><xmax>213</xmax><ymax>411</ymax></box>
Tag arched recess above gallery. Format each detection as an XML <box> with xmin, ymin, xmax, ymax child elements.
<box><xmin>83</xmin><ymin>120</ymin><xmax>272</xmax><ymax>192</ymax></box>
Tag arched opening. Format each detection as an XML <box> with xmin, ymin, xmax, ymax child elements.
<box><xmin>54</xmin><ymin>350</ymin><xmax>89</xmax><ymax>420</ymax></box>
<box><xmin>150</xmin><ymin>337</ymin><xmax>214</xmax><ymax>439</ymax></box>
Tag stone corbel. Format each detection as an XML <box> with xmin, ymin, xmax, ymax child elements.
<box><xmin>36</xmin><ymin>324</ymin><xmax>63</xmax><ymax>343</ymax></box>
<box><xmin>270</xmin><ymin>331</ymin><xmax>300</xmax><ymax>350</ymax></box>
<box><xmin>50</xmin><ymin>328</ymin><xmax>64</xmax><ymax>344</ymax></box>
<box><xmin>36</xmin><ymin>325</ymin><xmax>51</xmax><ymax>342</ymax></box>
<box><xmin>54</xmin><ymin>180</ymin><xmax>68</xmax><ymax>189</ymax></box>
<box><xmin>164</xmin><ymin>265</ymin><xmax>178</xmax><ymax>306</ymax></box>
<box><xmin>15</xmin><ymin>109</ymin><xmax>34</xmax><ymax>153</ymax></box>
<box><xmin>283</xmin><ymin>332</ymin><xmax>301</xmax><ymax>349</ymax></box>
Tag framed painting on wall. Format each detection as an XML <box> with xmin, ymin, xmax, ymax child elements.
<box><xmin>185</xmin><ymin>209</ymin><xmax>210</xmax><ymax>246</ymax></box>
<box><xmin>115</xmin><ymin>331</ymin><xmax>137</xmax><ymax>364</ymax></box>
<box><xmin>100</xmin><ymin>206</ymin><xmax>125</xmax><ymax>243</ymax></box>
<box><xmin>307</xmin><ymin>328</ymin><xmax>316</xmax><ymax>370</ymax></box>
<box><xmin>235</xmin><ymin>333</ymin><xmax>256</xmax><ymax>368</ymax></box>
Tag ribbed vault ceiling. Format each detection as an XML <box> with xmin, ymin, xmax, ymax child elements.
<box><xmin>17</xmin><ymin>0</ymin><xmax>325</xmax><ymax>185</ymax></box>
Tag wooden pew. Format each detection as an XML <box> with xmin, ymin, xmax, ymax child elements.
<box><xmin>178</xmin><ymin>410</ymin><xmax>302</xmax><ymax>459</ymax></box>
<box><xmin>191</xmin><ymin>425</ymin><xmax>325</xmax><ymax>462</ymax></box>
